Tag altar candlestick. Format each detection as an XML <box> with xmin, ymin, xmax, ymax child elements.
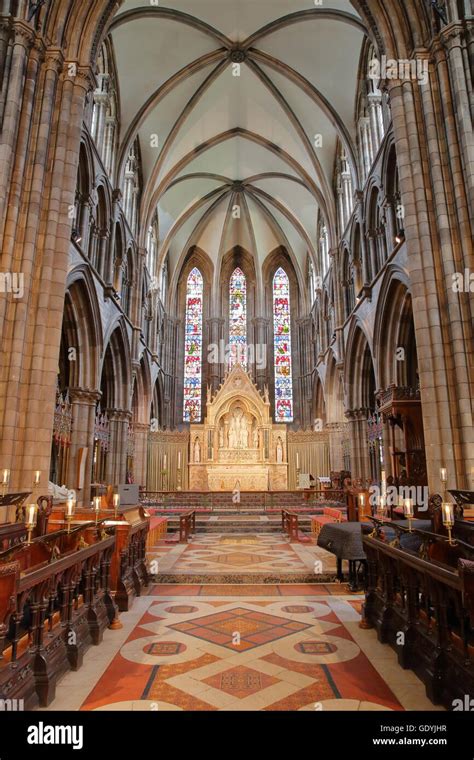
<box><xmin>33</xmin><ymin>470</ymin><xmax>41</xmax><ymax>486</ymax></box>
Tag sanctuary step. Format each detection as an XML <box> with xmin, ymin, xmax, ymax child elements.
<box><xmin>163</xmin><ymin>512</ymin><xmax>315</xmax><ymax>536</ymax></box>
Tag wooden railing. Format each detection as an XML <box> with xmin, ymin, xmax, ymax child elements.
<box><xmin>147</xmin><ymin>516</ymin><xmax>168</xmax><ymax>550</ymax></box>
<box><xmin>362</xmin><ymin>531</ymin><xmax>474</xmax><ymax>708</ymax></box>
<box><xmin>282</xmin><ymin>510</ymin><xmax>299</xmax><ymax>542</ymax></box>
<box><xmin>0</xmin><ymin>529</ymin><xmax>116</xmax><ymax>708</ymax></box>
<box><xmin>140</xmin><ymin>489</ymin><xmax>346</xmax><ymax>510</ymax></box>
<box><xmin>0</xmin><ymin>522</ymin><xmax>26</xmax><ymax>551</ymax></box>
<box><xmin>179</xmin><ymin>511</ymin><xmax>195</xmax><ymax>543</ymax></box>
<box><xmin>48</xmin><ymin>504</ymin><xmax>150</xmax><ymax>613</ymax></box>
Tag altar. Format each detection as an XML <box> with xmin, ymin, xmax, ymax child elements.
<box><xmin>188</xmin><ymin>364</ymin><xmax>288</xmax><ymax>492</ymax></box>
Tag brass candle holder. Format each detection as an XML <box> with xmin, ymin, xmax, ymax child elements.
<box><xmin>442</xmin><ymin>502</ymin><xmax>455</xmax><ymax>546</ymax></box>
<box><xmin>25</xmin><ymin>503</ymin><xmax>39</xmax><ymax>545</ymax></box>
<box><xmin>65</xmin><ymin>496</ymin><xmax>76</xmax><ymax>534</ymax></box>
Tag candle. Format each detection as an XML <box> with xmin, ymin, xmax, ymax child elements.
<box><xmin>442</xmin><ymin>502</ymin><xmax>454</xmax><ymax>527</ymax></box>
<box><xmin>25</xmin><ymin>503</ymin><xmax>38</xmax><ymax>527</ymax></box>
<box><xmin>381</xmin><ymin>470</ymin><xmax>386</xmax><ymax>483</ymax></box>
<box><xmin>403</xmin><ymin>498</ymin><xmax>414</xmax><ymax>518</ymax></box>
<box><xmin>66</xmin><ymin>497</ymin><xmax>76</xmax><ymax>518</ymax></box>
<box><xmin>440</xmin><ymin>467</ymin><xmax>447</xmax><ymax>484</ymax></box>
<box><xmin>93</xmin><ymin>496</ymin><xmax>101</xmax><ymax>513</ymax></box>
<box><xmin>296</xmin><ymin>453</ymin><xmax>300</xmax><ymax>469</ymax></box>
<box><xmin>359</xmin><ymin>494</ymin><xmax>365</xmax><ymax>507</ymax></box>
<box><xmin>2</xmin><ymin>469</ymin><xmax>10</xmax><ymax>485</ymax></box>
<box><xmin>163</xmin><ymin>454</ymin><xmax>167</xmax><ymax>469</ymax></box>
<box><xmin>33</xmin><ymin>470</ymin><xmax>41</xmax><ymax>486</ymax></box>
<box><xmin>113</xmin><ymin>494</ymin><xmax>120</xmax><ymax>510</ymax></box>
<box><xmin>178</xmin><ymin>451</ymin><xmax>182</xmax><ymax>469</ymax></box>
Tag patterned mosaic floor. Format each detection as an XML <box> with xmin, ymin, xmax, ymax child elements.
<box><xmin>43</xmin><ymin>585</ymin><xmax>443</xmax><ymax>713</ymax></box>
<box><xmin>149</xmin><ymin>534</ymin><xmax>337</xmax><ymax>579</ymax></box>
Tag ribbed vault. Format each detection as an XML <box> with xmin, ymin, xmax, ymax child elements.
<box><xmin>108</xmin><ymin>0</ymin><xmax>369</xmax><ymax>286</ymax></box>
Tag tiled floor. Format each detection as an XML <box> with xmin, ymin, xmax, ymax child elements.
<box><xmin>43</xmin><ymin>584</ymin><xmax>443</xmax><ymax>713</ymax></box>
<box><xmin>149</xmin><ymin>533</ymin><xmax>337</xmax><ymax>577</ymax></box>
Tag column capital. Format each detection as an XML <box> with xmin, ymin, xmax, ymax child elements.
<box><xmin>69</xmin><ymin>388</ymin><xmax>101</xmax><ymax>404</ymax></box>
<box><xmin>108</xmin><ymin>409</ymin><xmax>132</xmax><ymax>423</ymax></box>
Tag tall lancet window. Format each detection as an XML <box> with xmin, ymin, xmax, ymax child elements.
<box><xmin>229</xmin><ymin>267</ymin><xmax>247</xmax><ymax>369</ymax></box>
<box><xmin>183</xmin><ymin>268</ymin><xmax>203</xmax><ymax>422</ymax></box>
<box><xmin>273</xmin><ymin>268</ymin><xmax>294</xmax><ymax>422</ymax></box>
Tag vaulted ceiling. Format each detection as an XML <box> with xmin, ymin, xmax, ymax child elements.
<box><xmin>109</xmin><ymin>1</ymin><xmax>368</xmax><ymax>284</ymax></box>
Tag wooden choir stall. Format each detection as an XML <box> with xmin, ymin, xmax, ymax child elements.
<box><xmin>0</xmin><ymin>493</ymin><xmax>151</xmax><ymax>708</ymax></box>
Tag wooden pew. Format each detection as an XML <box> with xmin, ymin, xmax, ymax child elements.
<box><xmin>0</xmin><ymin>528</ymin><xmax>116</xmax><ymax>708</ymax></box>
<box><xmin>362</xmin><ymin>531</ymin><xmax>474</xmax><ymax>708</ymax></box>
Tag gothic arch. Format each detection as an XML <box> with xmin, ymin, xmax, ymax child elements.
<box><xmin>325</xmin><ymin>351</ymin><xmax>345</xmax><ymax>424</ymax></box>
<box><xmin>100</xmin><ymin>320</ymin><xmax>132</xmax><ymax>411</ymax></box>
<box><xmin>219</xmin><ymin>247</ymin><xmax>258</xmax><ymax>341</ymax></box>
<box><xmin>344</xmin><ymin>321</ymin><xmax>376</xmax><ymax>412</ymax></box>
<box><xmin>132</xmin><ymin>354</ymin><xmax>153</xmax><ymax>426</ymax></box>
<box><xmin>65</xmin><ymin>266</ymin><xmax>103</xmax><ymax>390</ymax></box>
<box><xmin>312</xmin><ymin>372</ymin><xmax>327</xmax><ymax>426</ymax></box>
<box><xmin>373</xmin><ymin>266</ymin><xmax>412</xmax><ymax>390</ymax></box>
<box><xmin>169</xmin><ymin>246</ymin><xmax>214</xmax><ymax>317</ymax></box>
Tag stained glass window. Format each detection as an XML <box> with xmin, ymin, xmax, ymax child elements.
<box><xmin>229</xmin><ymin>267</ymin><xmax>247</xmax><ymax>369</ymax></box>
<box><xmin>183</xmin><ymin>267</ymin><xmax>203</xmax><ymax>422</ymax></box>
<box><xmin>273</xmin><ymin>267</ymin><xmax>293</xmax><ymax>422</ymax></box>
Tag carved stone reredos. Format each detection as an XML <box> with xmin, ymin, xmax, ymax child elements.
<box><xmin>205</xmin><ymin>363</ymin><xmax>271</xmax><ymax>427</ymax></box>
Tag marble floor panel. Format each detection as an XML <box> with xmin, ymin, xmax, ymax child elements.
<box><xmin>148</xmin><ymin>533</ymin><xmax>337</xmax><ymax>577</ymax></box>
<box><xmin>42</xmin><ymin>585</ymin><xmax>443</xmax><ymax>713</ymax></box>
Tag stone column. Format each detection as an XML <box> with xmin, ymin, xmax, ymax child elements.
<box><xmin>0</xmin><ymin>53</ymin><xmax>96</xmax><ymax>492</ymax></box>
<box><xmin>346</xmin><ymin>409</ymin><xmax>371</xmax><ymax>480</ymax></box>
<box><xmin>207</xmin><ymin>317</ymin><xmax>225</xmax><ymax>392</ymax></box>
<box><xmin>386</xmin><ymin>51</ymin><xmax>473</xmax><ymax>490</ymax></box>
<box><xmin>106</xmin><ymin>410</ymin><xmax>131</xmax><ymax>486</ymax></box>
<box><xmin>67</xmin><ymin>389</ymin><xmax>101</xmax><ymax>507</ymax></box>
<box><xmin>253</xmin><ymin>317</ymin><xmax>270</xmax><ymax>392</ymax></box>
<box><xmin>133</xmin><ymin>422</ymin><xmax>149</xmax><ymax>489</ymax></box>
